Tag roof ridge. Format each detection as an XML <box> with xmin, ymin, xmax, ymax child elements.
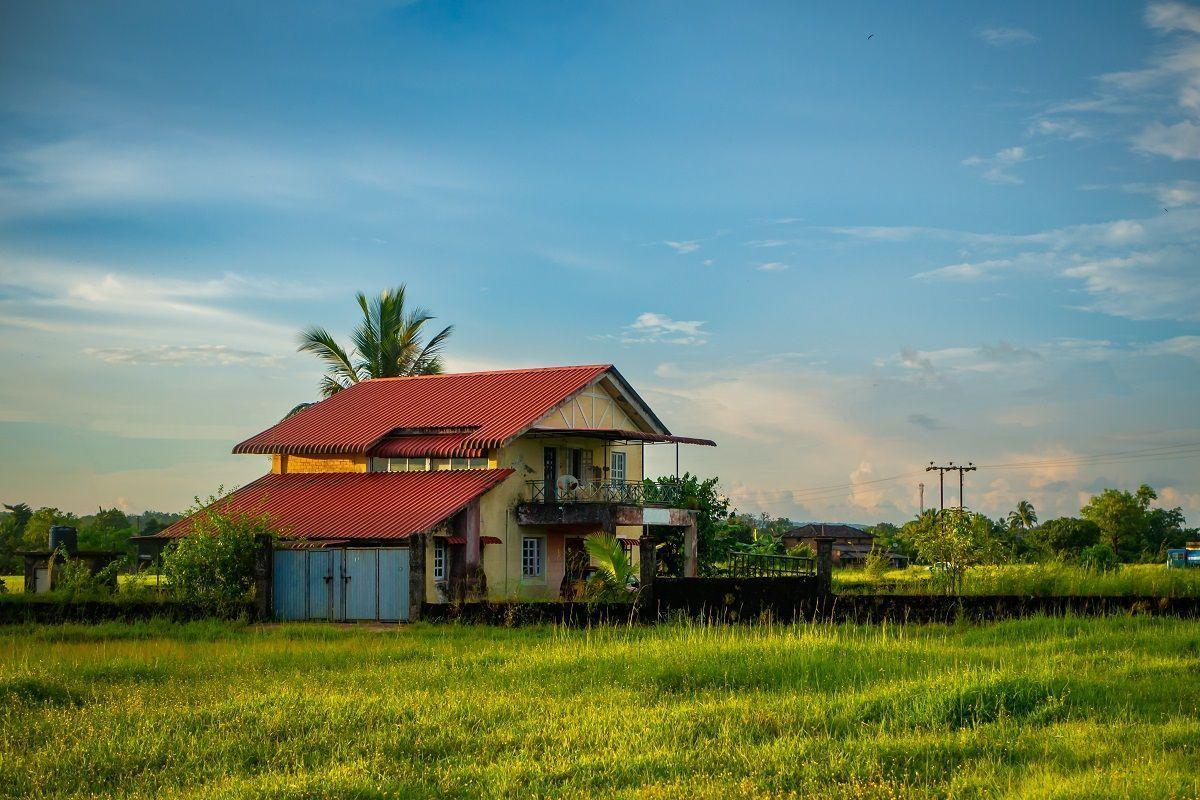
<box><xmin>362</xmin><ymin>364</ymin><xmax>611</xmax><ymax>382</ymax></box>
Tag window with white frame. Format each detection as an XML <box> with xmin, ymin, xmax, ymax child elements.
<box><xmin>610</xmin><ymin>451</ymin><xmax>627</xmax><ymax>483</ymax></box>
<box><xmin>522</xmin><ymin>536</ymin><xmax>544</xmax><ymax>577</ymax></box>
<box><xmin>433</xmin><ymin>540</ymin><xmax>447</xmax><ymax>581</ymax></box>
<box><xmin>371</xmin><ymin>456</ymin><xmax>489</xmax><ymax>472</ymax></box>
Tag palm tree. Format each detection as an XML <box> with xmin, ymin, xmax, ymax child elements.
<box><xmin>298</xmin><ymin>285</ymin><xmax>454</xmax><ymax>397</ymax></box>
<box><xmin>583</xmin><ymin>533</ymin><xmax>638</xmax><ymax>601</ymax></box>
<box><xmin>1007</xmin><ymin>499</ymin><xmax>1038</xmax><ymax>531</ymax></box>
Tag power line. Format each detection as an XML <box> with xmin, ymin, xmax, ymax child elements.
<box><xmin>927</xmin><ymin>462</ymin><xmax>975</xmax><ymax>510</ymax></box>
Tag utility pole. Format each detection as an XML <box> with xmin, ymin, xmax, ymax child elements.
<box><xmin>918</xmin><ymin>482</ymin><xmax>925</xmax><ymax>514</ymax></box>
<box><xmin>926</xmin><ymin>462</ymin><xmax>976</xmax><ymax>510</ymax></box>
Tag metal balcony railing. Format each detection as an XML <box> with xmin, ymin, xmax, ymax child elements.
<box><xmin>524</xmin><ymin>480</ymin><xmax>684</xmax><ymax>507</ymax></box>
<box><xmin>727</xmin><ymin>550</ymin><xmax>815</xmax><ymax>577</ymax></box>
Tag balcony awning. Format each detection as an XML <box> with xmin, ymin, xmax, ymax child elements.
<box><xmin>530</xmin><ymin>428</ymin><xmax>715</xmax><ymax>446</ymax></box>
<box><xmin>437</xmin><ymin>535</ymin><xmax>502</xmax><ymax>545</ymax></box>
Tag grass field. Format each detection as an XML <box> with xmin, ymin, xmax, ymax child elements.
<box><xmin>1</xmin><ymin>617</ymin><xmax>1198</xmax><ymax>799</ymax></box>
<box><xmin>833</xmin><ymin>563</ymin><xmax>1200</xmax><ymax>597</ymax></box>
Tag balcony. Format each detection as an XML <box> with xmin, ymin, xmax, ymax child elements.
<box><xmin>523</xmin><ymin>480</ymin><xmax>683</xmax><ymax>507</ymax></box>
<box><xmin>517</xmin><ymin>479</ymin><xmax>692</xmax><ymax>528</ymax></box>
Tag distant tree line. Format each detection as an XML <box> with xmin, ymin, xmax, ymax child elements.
<box><xmin>647</xmin><ymin>475</ymin><xmax>1197</xmax><ymax>577</ymax></box>
<box><xmin>866</xmin><ymin>484</ymin><xmax>1196</xmax><ymax>568</ymax></box>
<box><xmin>0</xmin><ymin>503</ymin><xmax>181</xmax><ymax>573</ymax></box>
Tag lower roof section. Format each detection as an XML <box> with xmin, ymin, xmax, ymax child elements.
<box><xmin>156</xmin><ymin>469</ymin><xmax>514</xmax><ymax>541</ymax></box>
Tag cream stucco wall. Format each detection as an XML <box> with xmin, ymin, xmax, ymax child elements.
<box><xmin>473</xmin><ymin>433</ymin><xmax>643</xmax><ymax>601</ymax></box>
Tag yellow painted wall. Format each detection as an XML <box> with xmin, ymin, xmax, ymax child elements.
<box><xmin>475</xmin><ymin>433</ymin><xmax>644</xmax><ymax>601</ymax></box>
<box><xmin>277</xmin><ymin>454</ymin><xmax>368</xmax><ymax>474</ymax></box>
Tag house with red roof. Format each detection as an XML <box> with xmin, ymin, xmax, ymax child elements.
<box><xmin>144</xmin><ymin>364</ymin><xmax>714</xmax><ymax>620</ymax></box>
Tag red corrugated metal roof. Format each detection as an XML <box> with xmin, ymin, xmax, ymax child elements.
<box><xmin>367</xmin><ymin>430</ymin><xmax>481</xmax><ymax>458</ymax></box>
<box><xmin>158</xmin><ymin>469</ymin><xmax>513</xmax><ymax>541</ymax></box>
<box><xmin>233</xmin><ymin>365</ymin><xmax>613</xmax><ymax>456</ymax></box>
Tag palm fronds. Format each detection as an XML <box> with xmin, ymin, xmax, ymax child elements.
<box><xmin>297</xmin><ymin>284</ymin><xmax>454</xmax><ymax>396</ymax></box>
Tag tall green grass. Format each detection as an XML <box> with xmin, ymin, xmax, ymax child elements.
<box><xmin>834</xmin><ymin>563</ymin><xmax>1200</xmax><ymax>597</ymax></box>
<box><xmin>1</xmin><ymin>617</ymin><xmax>1197</xmax><ymax>798</ymax></box>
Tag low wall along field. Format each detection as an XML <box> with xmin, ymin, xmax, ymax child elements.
<box><xmin>1</xmin><ymin>617</ymin><xmax>1198</xmax><ymax>799</ymax></box>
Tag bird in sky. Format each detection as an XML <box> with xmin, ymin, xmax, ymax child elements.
<box><xmin>867</xmin><ymin>33</ymin><xmax>875</xmax><ymax>40</ymax></box>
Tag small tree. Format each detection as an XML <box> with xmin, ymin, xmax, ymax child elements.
<box><xmin>1079</xmin><ymin>542</ymin><xmax>1120</xmax><ymax>573</ymax></box>
<box><xmin>862</xmin><ymin>545</ymin><xmax>891</xmax><ymax>580</ymax></box>
<box><xmin>583</xmin><ymin>533</ymin><xmax>637</xmax><ymax>602</ymax></box>
<box><xmin>161</xmin><ymin>491</ymin><xmax>275</xmax><ymax>614</ymax></box>
<box><xmin>909</xmin><ymin>507</ymin><xmax>988</xmax><ymax>594</ymax></box>
<box><xmin>643</xmin><ymin>473</ymin><xmax>731</xmax><ymax>576</ymax></box>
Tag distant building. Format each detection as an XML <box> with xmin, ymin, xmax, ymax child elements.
<box><xmin>781</xmin><ymin>523</ymin><xmax>909</xmax><ymax>568</ymax></box>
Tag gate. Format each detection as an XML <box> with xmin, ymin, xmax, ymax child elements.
<box><xmin>272</xmin><ymin>547</ymin><xmax>409</xmax><ymax>622</ymax></box>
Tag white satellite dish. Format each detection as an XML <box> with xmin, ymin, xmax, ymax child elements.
<box><xmin>556</xmin><ymin>474</ymin><xmax>580</xmax><ymax>494</ymax></box>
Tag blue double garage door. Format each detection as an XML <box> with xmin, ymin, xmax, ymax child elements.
<box><xmin>273</xmin><ymin>547</ymin><xmax>410</xmax><ymax>622</ymax></box>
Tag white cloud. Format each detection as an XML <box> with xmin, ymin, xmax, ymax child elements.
<box><xmin>757</xmin><ymin>262</ymin><xmax>789</xmax><ymax>271</ymax></box>
<box><xmin>1062</xmin><ymin>250</ymin><xmax>1200</xmax><ymax>321</ymax></box>
<box><xmin>0</xmin><ymin>256</ymin><xmax>309</xmax><ymax>348</ymax></box>
<box><xmin>662</xmin><ymin>240</ymin><xmax>701</xmax><ymax>254</ymax></box>
<box><xmin>84</xmin><ymin>345</ymin><xmax>284</xmax><ymax>368</ymax></box>
<box><xmin>1133</xmin><ymin>120</ymin><xmax>1200</xmax><ymax>159</ymax></box>
<box><xmin>1142</xmin><ymin>335</ymin><xmax>1200</xmax><ymax>359</ymax></box>
<box><xmin>848</xmin><ymin>461</ymin><xmax>886</xmax><ymax>510</ymax></box>
<box><xmin>914</xmin><ymin>255</ymin><xmax>1025</xmax><ymax>281</ymax></box>
<box><xmin>618</xmin><ymin>312</ymin><xmax>708</xmax><ymax>345</ymax></box>
<box><xmin>0</xmin><ymin>136</ymin><xmax>477</xmax><ymax>220</ymax></box>
<box><xmin>745</xmin><ymin>239</ymin><xmax>789</xmax><ymax>248</ymax></box>
<box><xmin>1147</xmin><ymin>1</ymin><xmax>1200</xmax><ymax>34</ymax></box>
<box><xmin>977</xmin><ymin>26</ymin><xmax>1038</xmax><ymax>47</ymax></box>
<box><xmin>1027</xmin><ymin>118</ymin><xmax>1093</xmax><ymax>140</ymax></box>
<box><xmin>1122</xmin><ymin>180</ymin><xmax>1200</xmax><ymax>207</ymax></box>
<box><xmin>962</xmin><ymin>145</ymin><xmax>1030</xmax><ymax>184</ymax></box>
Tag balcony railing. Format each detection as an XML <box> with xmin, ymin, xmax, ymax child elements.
<box><xmin>524</xmin><ymin>480</ymin><xmax>684</xmax><ymax>507</ymax></box>
<box><xmin>726</xmin><ymin>550</ymin><xmax>815</xmax><ymax>577</ymax></box>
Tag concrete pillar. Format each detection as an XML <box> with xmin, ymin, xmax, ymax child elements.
<box><xmin>637</xmin><ymin>527</ymin><xmax>657</xmax><ymax>617</ymax></box>
<box><xmin>458</xmin><ymin>498</ymin><xmax>481</xmax><ymax>570</ymax></box>
<box><xmin>456</xmin><ymin>499</ymin><xmax>484</xmax><ymax>598</ymax></box>
<box><xmin>813</xmin><ymin>536</ymin><xmax>833</xmax><ymax>595</ymax></box>
<box><xmin>408</xmin><ymin>531</ymin><xmax>426</xmax><ymax>621</ymax></box>
<box><xmin>253</xmin><ymin>534</ymin><xmax>273</xmax><ymax>621</ymax></box>
<box><xmin>683</xmin><ymin>511</ymin><xmax>698</xmax><ymax>578</ymax></box>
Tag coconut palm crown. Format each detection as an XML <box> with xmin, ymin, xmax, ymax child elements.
<box><xmin>298</xmin><ymin>285</ymin><xmax>454</xmax><ymax>398</ymax></box>
<box><xmin>1007</xmin><ymin>499</ymin><xmax>1038</xmax><ymax>531</ymax></box>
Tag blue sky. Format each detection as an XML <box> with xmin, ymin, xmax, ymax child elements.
<box><xmin>1</xmin><ymin>0</ymin><xmax>1198</xmax><ymax>523</ymax></box>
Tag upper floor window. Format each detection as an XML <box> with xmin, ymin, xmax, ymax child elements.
<box><xmin>371</xmin><ymin>456</ymin><xmax>489</xmax><ymax>472</ymax></box>
<box><xmin>610</xmin><ymin>451</ymin><xmax>627</xmax><ymax>483</ymax></box>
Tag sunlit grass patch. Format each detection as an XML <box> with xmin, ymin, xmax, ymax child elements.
<box><xmin>0</xmin><ymin>616</ymin><xmax>1197</xmax><ymax>799</ymax></box>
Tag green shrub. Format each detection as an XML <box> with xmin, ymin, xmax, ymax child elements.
<box><xmin>862</xmin><ymin>545</ymin><xmax>891</xmax><ymax>580</ymax></box>
<box><xmin>161</xmin><ymin>491</ymin><xmax>276</xmax><ymax>615</ymax></box>
<box><xmin>1079</xmin><ymin>542</ymin><xmax>1121</xmax><ymax>573</ymax></box>
<box><xmin>52</xmin><ymin>556</ymin><xmax>126</xmax><ymax>600</ymax></box>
